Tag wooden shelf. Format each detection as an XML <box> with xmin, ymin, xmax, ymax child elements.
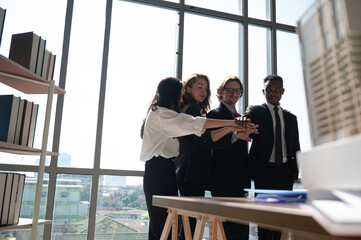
<box><xmin>0</xmin><ymin>54</ymin><xmax>65</xmax><ymax>94</ymax></box>
<box><xmin>0</xmin><ymin>35</ymin><xmax>61</xmax><ymax>240</ymax></box>
<box><xmin>0</xmin><ymin>218</ymin><xmax>51</xmax><ymax>231</ymax></box>
<box><xmin>0</xmin><ymin>141</ymin><xmax>58</xmax><ymax>156</ymax></box>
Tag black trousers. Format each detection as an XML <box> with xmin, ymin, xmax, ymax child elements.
<box><xmin>178</xmin><ymin>183</ymin><xmax>206</xmax><ymax>240</ymax></box>
<box><xmin>254</xmin><ymin>163</ymin><xmax>298</xmax><ymax>240</ymax></box>
<box><xmin>211</xmin><ymin>186</ymin><xmax>249</xmax><ymax>240</ymax></box>
<box><xmin>143</xmin><ymin>157</ymin><xmax>178</xmax><ymax>240</ymax></box>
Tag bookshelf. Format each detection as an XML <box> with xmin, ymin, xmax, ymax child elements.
<box><xmin>0</xmin><ymin>54</ymin><xmax>65</xmax><ymax>239</ymax></box>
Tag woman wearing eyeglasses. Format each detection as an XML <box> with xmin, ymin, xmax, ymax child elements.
<box><xmin>140</xmin><ymin>77</ymin><xmax>257</xmax><ymax>240</ymax></box>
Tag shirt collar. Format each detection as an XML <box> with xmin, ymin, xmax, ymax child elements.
<box><xmin>221</xmin><ymin>101</ymin><xmax>237</xmax><ymax>114</ymax></box>
<box><xmin>266</xmin><ymin>102</ymin><xmax>282</xmax><ymax>112</ymax></box>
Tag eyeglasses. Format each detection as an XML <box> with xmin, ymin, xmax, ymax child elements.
<box><xmin>265</xmin><ymin>89</ymin><xmax>283</xmax><ymax>94</ymax></box>
<box><xmin>224</xmin><ymin>88</ymin><xmax>243</xmax><ymax>94</ymax></box>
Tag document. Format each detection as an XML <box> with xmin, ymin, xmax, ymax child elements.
<box><xmin>244</xmin><ymin>189</ymin><xmax>307</xmax><ymax>203</ymax></box>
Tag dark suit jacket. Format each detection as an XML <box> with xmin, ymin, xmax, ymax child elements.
<box><xmin>206</xmin><ymin>103</ymin><xmax>251</xmax><ymax>191</ymax></box>
<box><xmin>244</xmin><ymin>103</ymin><xmax>300</xmax><ymax>181</ymax></box>
<box><xmin>174</xmin><ymin>105</ymin><xmax>213</xmax><ymax>188</ymax></box>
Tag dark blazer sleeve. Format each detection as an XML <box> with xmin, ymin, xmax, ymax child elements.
<box><xmin>244</xmin><ymin>104</ymin><xmax>275</xmax><ymax>176</ymax></box>
<box><xmin>206</xmin><ymin>105</ymin><xmax>234</xmax><ymax>149</ymax></box>
<box><xmin>283</xmin><ymin>111</ymin><xmax>301</xmax><ymax>174</ymax></box>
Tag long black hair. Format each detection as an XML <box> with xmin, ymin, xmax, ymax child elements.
<box><xmin>140</xmin><ymin>77</ymin><xmax>183</xmax><ymax>138</ymax></box>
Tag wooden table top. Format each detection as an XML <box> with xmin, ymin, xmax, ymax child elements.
<box><xmin>153</xmin><ymin>196</ymin><xmax>361</xmax><ymax>239</ymax></box>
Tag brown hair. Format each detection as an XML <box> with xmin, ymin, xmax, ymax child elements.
<box><xmin>180</xmin><ymin>73</ymin><xmax>211</xmax><ymax>115</ymax></box>
<box><xmin>216</xmin><ymin>75</ymin><xmax>243</xmax><ymax>101</ymax></box>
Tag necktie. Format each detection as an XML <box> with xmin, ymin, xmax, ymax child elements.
<box><xmin>234</xmin><ymin>110</ymin><xmax>239</xmax><ymax>117</ymax></box>
<box><xmin>274</xmin><ymin>106</ymin><xmax>283</xmax><ymax>166</ymax></box>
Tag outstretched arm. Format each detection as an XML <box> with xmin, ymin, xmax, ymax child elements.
<box><xmin>210</xmin><ymin>126</ymin><xmax>238</xmax><ymax>142</ymax></box>
<box><xmin>203</xmin><ymin>118</ymin><xmax>256</xmax><ymax>130</ymax></box>
<box><xmin>206</xmin><ymin>118</ymin><xmax>258</xmax><ymax>142</ymax></box>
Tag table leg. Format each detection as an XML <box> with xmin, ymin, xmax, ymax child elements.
<box><xmin>208</xmin><ymin>217</ymin><xmax>226</xmax><ymax>240</ymax></box>
<box><xmin>160</xmin><ymin>209</ymin><xmax>178</xmax><ymax>240</ymax></box>
<box><xmin>182</xmin><ymin>215</ymin><xmax>193</xmax><ymax>240</ymax></box>
<box><xmin>281</xmin><ymin>230</ymin><xmax>291</xmax><ymax>240</ymax></box>
<box><xmin>193</xmin><ymin>216</ymin><xmax>207</xmax><ymax>240</ymax></box>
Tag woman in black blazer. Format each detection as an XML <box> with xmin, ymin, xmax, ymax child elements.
<box><xmin>175</xmin><ymin>73</ymin><xmax>245</xmax><ymax>239</ymax></box>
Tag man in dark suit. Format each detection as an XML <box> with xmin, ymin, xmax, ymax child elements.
<box><xmin>244</xmin><ymin>74</ymin><xmax>300</xmax><ymax>240</ymax></box>
<box><xmin>207</xmin><ymin>76</ymin><xmax>252</xmax><ymax>240</ymax></box>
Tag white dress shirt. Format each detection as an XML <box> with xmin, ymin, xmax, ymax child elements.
<box><xmin>266</xmin><ymin>102</ymin><xmax>287</xmax><ymax>163</ymax></box>
<box><xmin>140</xmin><ymin>107</ymin><xmax>206</xmax><ymax>162</ymax></box>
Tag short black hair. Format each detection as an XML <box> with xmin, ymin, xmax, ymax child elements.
<box><xmin>264</xmin><ymin>74</ymin><xmax>283</xmax><ymax>85</ymax></box>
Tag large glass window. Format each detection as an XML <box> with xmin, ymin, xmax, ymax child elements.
<box><xmin>0</xmin><ymin>1</ymin><xmax>315</xmax><ymax>239</ymax></box>
<box><xmin>95</xmin><ymin>176</ymin><xmax>147</xmax><ymax>239</ymax></box>
<box><xmin>100</xmin><ymin>2</ymin><xmax>178</xmax><ymax>171</ymax></box>
<box><xmin>248</xmin><ymin>0</ymin><xmax>271</xmax><ymax>21</ymax></box>
<box><xmin>50</xmin><ymin>174</ymin><xmax>92</xmax><ymax>240</ymax></box>
<box><xmin>248</xmin><ymin>25</ymin><xmax>271</xmax><ymax>107</ymax></box>
<box><xmin>58</xmin><ymin>0</ymin><xmax>106</xmax><ymax>168</ymax></box>
<box><xmin>183</xmin><ymin>13</ymin><xmax>243</xmax><ymax>111</ymax></box>
<box><xmin>276</xmin><ymin>0</ymin><xmax>314</xmax><ymax>26</ymax></box>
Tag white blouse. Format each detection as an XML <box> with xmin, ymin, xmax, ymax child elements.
<box><xmin>140</xmin><ymin>107</ymin><xmax>206</xmax><ymax>162</ymax></box>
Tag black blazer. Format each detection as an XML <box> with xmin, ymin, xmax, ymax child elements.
<box><xmin>244</xmin><ymin>103</ymin><xmax>300</xmax><ymax>179</ymax></box>
<box><xmin>174</xmin><ymin>105</ymin><xmax>213</xmax><ymax>188</ymax></box>
<box><xmin>206</xmin><ymin>103</ymin><xmax>251</xmax><ymax>190</ymax></box>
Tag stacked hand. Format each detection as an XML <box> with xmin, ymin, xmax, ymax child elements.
<box><xmin>232</xmin><ymin>116</ymin><xmax>259</xmax><ymax>142</ymax></box>
<box><xmin>233</xmin><ymin>116</ymin><xmax>258</xmax><ymax>130</ymax></box>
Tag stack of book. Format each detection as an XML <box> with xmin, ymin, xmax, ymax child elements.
<box><xmin>0</xmin><ymin>94</ymin><xmax>39</xmax><ymax>147</ymax></box>
<box><xmin>0</xmin><ymin>172</ymin><xmax>26</xmax><ymax>226</ymax></box>
<box><xmin>8</xmin><ymin>31</ymin><xmax>56</xmax><ymax>80</ymax></box>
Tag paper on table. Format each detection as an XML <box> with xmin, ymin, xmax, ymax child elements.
<box><xmin>244</xmin><ymin>189</ymin><xmax>307</xmax><ymax>203</ymax></box>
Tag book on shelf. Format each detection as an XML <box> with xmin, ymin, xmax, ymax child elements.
<box><xmin>0</xmin><ymin>173</ymin><xmax>6</xmax><ymax>223</ymax></box>
<box><xmin>19</xmin><ymin>100</ymin><xmax>33</xmax><ymax>146</ymax></box>
<box><xmin>12</xmin><ymin>174</ymin><xmax>25</xmax><ymax>225</ymax></box>
<box><xmin>47</xmin><ymin>52</ymin><xmax>56</xmax><ymax>80</ymax></box>
<box><xmin>9</xmin><ymin>31</ymin><xmax>40</xmax><ymax>73</ymax></box>
<box><xmin>0</xmin><ymin>6</ymin><xmax>5</xmax><ymax>47</ymax></box>
<box><xmin>6</xmin><ymin>174</ymin><xmax>19</xmax><ymax>225</ymax></box>
<box><xmin>35</xmin><ymin>37</ymin><xmax>46</xmax><ymax>76</ymax></box>
<box><xmin>27</xmin><ymin>103</ymin><xmax>39</xmax><ymax>147</ymax></box>
<box><xmin>0</xmin><ymin>95</ymin><xmax>21</xmax><ymax>143</ymax></box>
<box><xmin>0</xmin><ymin>173</ymin><xmax>26</xmax><ymax>226</ymax></box>
<box><xmin>14</xmin><ymin>99</ymin><xmax>25</xmax><ymax>145</ymax></box>
<box><xmin>0</xmin><ymin>95</ymin><xmax>40</xmax><ymax>147</ymax></box>
<box><xmin>41</xmin><ymin>49</ymin><xmax>50</xmax><ymax>79</ymax></box>
<box><xmin>0</xmin><ymin>173</ymin><xmax>14</xmax><ymax>225</ymax></box>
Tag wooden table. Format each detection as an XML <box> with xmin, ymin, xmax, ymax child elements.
<box><xmin>153</xmin><ymin>196</ymin><xmax>361</xmax><ymax>240</ymax></box>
